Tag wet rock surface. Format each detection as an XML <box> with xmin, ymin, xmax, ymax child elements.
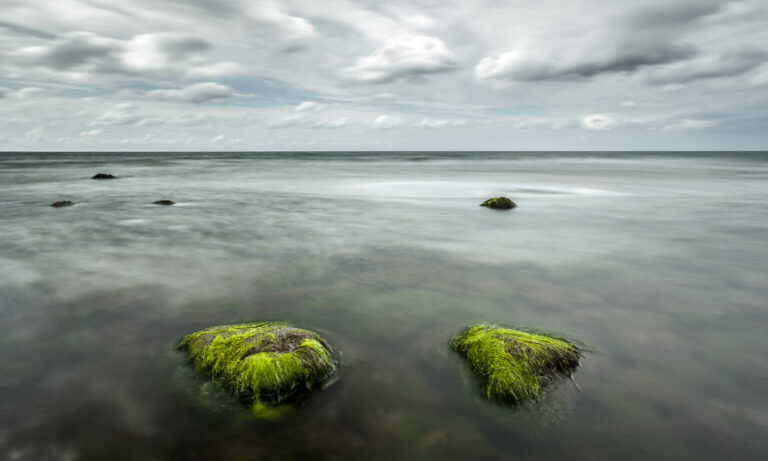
<box><xmin>480</xmin><ymin>197</ymin><xmax>517</xmax><ymax>209</ymax></box>
<box><xmin>451</xmin><ymin>324</ymin><xmax>580</xmax><ymax>403</ymax></box>
<box><xmin>178</xmin><ymin>322</ymin><xmax>336</xmax><ymax>409</ymax></box>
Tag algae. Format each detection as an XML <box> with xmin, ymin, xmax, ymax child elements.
<box><xmin>178</xmin><ymin>322</ymin><xmax>336</xmax><ymax>409</ymax></box>
<box><xmin>480</xmin><ymin>197</ymin><xmax>517</xmax><ymax>209</ymax></box>
<box><xmin>50</xmin><ymin>200</ymin><xmax>74</xmax><ymax>207</ymax></box>
<box><xmin>451</xmin><ymin>324</ymin><xmax>580</xmax><ymax>403</ymax></box>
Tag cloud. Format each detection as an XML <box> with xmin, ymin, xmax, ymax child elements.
<box><xmin>344</xmin><ymin>35</ymin><xmax>457</xmax><ymax>84</ymax></box>
<box><xmin>80</xmin><ymin>129</ymin><xmax>103</xmax><ymax>137</ymax></box>
<box><xmin>474</xmin><ymin>1</ymin><xmax>726</xmax><ymax>82</ymax></box>
<box><xmin>662</xmin><ymin>119</ymin><xmax>717</xmax><ymax>130</ymax></box>
<box><xmin>23</xmin><ymin>126</ymin><xmax>44</xmax><ymax>141</ymax></box>
<box><xmin>372</xmin><ymin>114</ymin><xmax>402</xmax><ymax>128</ymax></box>
<box><xmin>90</xmin><ymin>105</ymin><xmax>141</xmax><ymax>126</ymax></box>
<box><xmin>146</xmin><ymin>82</ymin><xmax>234</xmax><ymax>103</ymax></box>
<box><xmin>418</xmin><ymin>118</ymin><xmax>466</xmax><ymax>127</ymax></box>
<box><xmin>14</xmin><ymin>31</ymin><xmax>219</xmax><ymax>79</ymax></box>
<box><xmin>646</xmin><ymin>47</ymin><xmax>767</xmax><ymax>84</ymax></box>
<box><xmin>211</xmin><ymin>134</ymin><xmax>225</xmax><ymax>143</ymax></box>
<box><xmin>271</xmin><ymin>113</ymin><xmax>351</xmax><ymax>129</ymax></box>
<box><xmin>295</xmin><ymin>101</ymin><xmax>322</xmax><ymax>112</ymax></box>
<box><xmin>581</xmin><ymin>114</ymin><xmax>617</xmax><ymax>131</ymax></box>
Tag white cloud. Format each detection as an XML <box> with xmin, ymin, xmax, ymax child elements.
<box><xmin>211</xmin><ymin>134</ymin><xmax>225</xmax><ymax>143</ymax></box>
<box><xmin>295</xmin><ymin>101</ymin><xmax>322</xmax><ymax>112</ymax></box>
<box><xmin>79</xmin><ymin>129</ymin><xmax>103</xmax><ymax>136</ymax></box>
<box><xmin>146</xmin><ymin>82</ymin><xmax>234</xmax><ymax>103</ymax></box>
<box><xmin>344</xmin><ymin>35</ymin><xmax>457</xmax><ymax>84</ymax></box>
<box><xmin>662</xmin><ymin>119</ymin><xmax>717</xmax><ymax>130</ymax></box>
<box><xmin>372</xmin><ymin>114</ymin><xmax>402</xmax><ymax>128</ymax></box>
<box><xmin>581</xmin><ymin>114</ymin><xmax>617</xmax><ymax>131</ymax></box>
<box><xmin>23</xmin><ymin>126</ymin><xmax>44</xmax><ymax>141</ymax></box>
<box><xmin>418</xmin><ymin>118</ymin><xmax>466</xmax><ymax>127</ymax></box>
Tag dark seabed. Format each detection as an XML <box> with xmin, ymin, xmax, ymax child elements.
<box><xmin>1</xmin><ymin>151</ymin><xmax>767</xmax><ymax>460</ymax></box>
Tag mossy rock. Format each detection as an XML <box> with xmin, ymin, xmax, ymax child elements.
<box><xmin>451</xmin><ymin>325</ymin><xmax>580</xmax><ymax>403</ymax></box>
<box><xmin>480</xmin><ymin>197</ymin><xmax>516</xmax><ymax>209</ymax></box>
<box><xmin>51</xmin><ymin>200</ymin><xmax>74</xmax><ymax>207</ymax></box>
<box><xmin>179</xmin><ymin>322</ymin><xmax>336</xmax><ymax>408</ymax></box>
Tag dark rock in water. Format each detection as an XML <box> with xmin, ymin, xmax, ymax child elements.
<box><xmin>451</xmin><ymin>324</ymin><xmax>580</xmax><ymax>403</ymax></box>
<box><xmin>50</xmin><ymin>200</ymin><xmax>74</xmax><ymax>207</ymax></box>
<box><xmin>153</xmin><ymin>200</ymin><xmax>175</xmax><ymax>206</ymax></box>
<box><xmin>179</xmin><ymin>322</ymin><xmax>336</xmax><ymax>412</ymax></box>
<box><xmin>480</xmin><ymin>197</ymin><xmax>516</xmax><ymax>209</ymax></box>
<box><xmin>91</xmin><ymin>173</ymin><xmax>116</xmax><ymax>179</ymax></box>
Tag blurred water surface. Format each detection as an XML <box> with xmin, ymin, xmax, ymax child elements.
<box><xmin>0</xmin><ymin>151</ymin><xmax>767</xmax><ymax>460</ymax></box>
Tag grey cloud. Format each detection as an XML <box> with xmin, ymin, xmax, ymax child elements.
<box><xmin>17</xmin><ymin>31</ymin><xmax>213</xmax><ymax>76</ymax></box>
<box><xmin>41</xmin><ymin>32</ymin><xmax>121</xmax><ymax>70</ymax></box>
<box><xmin>145</xmin><ymin>82</ymin><xmax>234</xmax><ymax>103</ymax></box>
<box><xmin>647</xmin><ymin>47</ymin><xmax>767</xmax><ymax>84</ymax></box>
<box><xmin>474</xmin><ymin>1</ymin><xmax>727</xmax><ymax>82</ymax></box>
<box><xmin>0</xmin><ymin>20</ymin><xmax>56</xmax><ymax>39</ymax></box>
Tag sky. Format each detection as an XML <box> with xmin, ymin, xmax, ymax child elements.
<box><xmin>0</xmin><ymin>0</ymin><xmax>767</xmax><ymax>151</ymax></box>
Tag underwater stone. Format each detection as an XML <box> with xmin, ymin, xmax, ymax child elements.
<box><xmin>179</xmin><ymin>322</ymin><xmax>336</xmax><ymax>407</ymax></box>
<box><xmin>152</xmin><ymin>200</ymin><xmax>175</xmax><ymax>205</ymax></box>
<box><xmin>451</xmin><ymin>324</ymin><xmax>580</xmax><ymax>403</ymax></box>
<box><xmin>480</xmin><ymin>197</ymin><xmax>516</xmax><ymax>209</ymax></box>
<box><xmin>91</xmin><ymin>173</ymin><xmax>116</xmax><ymax>179</ymax></box>
<box><xmin>50</xmin><ymin>200</ymin><xmax>74</xmax><ymax>207</ymax></box>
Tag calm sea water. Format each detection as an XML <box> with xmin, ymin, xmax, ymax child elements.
<box><xmin>1</xmin><ymin>152</ymin><xmax>766</xmax><ymax>460</ymax></box>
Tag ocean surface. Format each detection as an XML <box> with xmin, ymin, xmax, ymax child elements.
<box><xmin>0</xmin><ymin>151</ymin><xmax>766</xmax><ymax>460</ymax></box>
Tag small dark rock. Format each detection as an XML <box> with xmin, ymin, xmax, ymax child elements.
<box><xmin>480</xmin><ymin>197</ymin><xmax>517</xmax><ymax>209</ymax></box>
<box><xmin>50</xmin><ymin>200</ymin><xmax>74</xmax><ymax>207</ymax></box>
<box><xmin>152</xmin><ymin>200</ymin><xmax>175</xmax><ymax>206</ymax></box>
<box><xmin>91</xmin><ymin>173</ymin><xmax>116</xmax><ymax>179</ymax></box>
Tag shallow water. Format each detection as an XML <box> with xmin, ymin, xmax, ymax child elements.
<box><xmin>1</xmin><ymin>151</ymin><xmax>767</xmax><ymax>460</ymax></box>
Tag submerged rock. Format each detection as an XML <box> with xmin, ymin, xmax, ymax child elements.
<box><xmin>50</xmin><ymin>200</ymin><xmax>74</xmax><ymax>207</ymax></box>
<box><xmin>451</xmin><ymin>324</ymin><xmax>580</xmax><ymax>403</ymax></box>
<box><xmin>152</xmin><ymin>200</ymin><xmax>175</xmax><ymax>206</ymax></box>
<box><xmin>91</xmin><ymin>173</ymin><xmax>116</xmax><ymax>179</ymax></box>
<box><xmin>480</xmin><ymin>197</ymin><xmax>516</xmax><ymax>209</ymax></box>
<box><xmin>179</xmin><ymin>322</ymin><xmax>336</xmax><ymax>408</ymax></box>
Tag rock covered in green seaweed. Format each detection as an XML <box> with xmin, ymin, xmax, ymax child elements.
<box><xmin>178</xmin><ymin>322</ymin><xmax>336</xmax><ymax>408</ymax></box>
<box><xmin>451</xmin><ymin>324</ymin><xmax>580</xmax><ymax>403</ymax></box>
<box><xmin>480</xmin><ymin>197</ymin><xmax>516</xmax><ymax>209</ymax></box>
<box><xmin>50</xmin><ymin>200</ymin><xmax>74</xmax><ymax>207</ymax></box>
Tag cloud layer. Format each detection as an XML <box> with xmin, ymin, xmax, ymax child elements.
<box><xmin>0</xmin><ymin>0</ymin><xmax>766</xmax><ymax>150</ymax></box>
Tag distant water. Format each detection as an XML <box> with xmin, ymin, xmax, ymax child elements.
<box><xmin>1</xmin><ymin>151</ymin><xmax>767</xmax><ymax>460</ymax></box>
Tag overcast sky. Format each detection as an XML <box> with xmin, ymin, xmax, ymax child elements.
<box><xmin>1</xmin><ymin>0</ymin><xmax>767</xmax><ymax>151</ymax></box>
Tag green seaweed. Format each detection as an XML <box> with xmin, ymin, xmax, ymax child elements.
<box><xmin>480</xmin><ymin>197</ymin><xmax>517</xmax><ymax>209</ymax></box>
<box><xmin>451</xmin><ymin>324</ymin><xmax>580</xmax><ymax>403</ymax></box>
<box><xmin>178</xmin><ymin>322</ymin><xmax>336</xmax><ymax>409</ymax></box>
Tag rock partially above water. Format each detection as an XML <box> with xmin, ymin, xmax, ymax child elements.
<box><xmin>451</xmin><ymin>324</ymin><xmax>580</xmax><ymax>403</ymax></box>
<box><xmin>179</xmin><ymin>322</ymin><xmax>336</xmax><ymax>408</ymax></box>
<box><xmin>50</xmin><ymin>200</ymin><xmax>74</xmax><ymax>207</ymax></box>
<box><xmin>152</xmin><ymin>200</ymin><xmax>175</xmax><ymax>206</ymax></box>
<box><xmin>91</xmin><ymin>173</ymin><xmax>116</xmax><ymax>179</ymax></box>
<box><xmin>480</xmin><ymin>197</ymin><xmax>517</xmax><ymax>209</ymax></box>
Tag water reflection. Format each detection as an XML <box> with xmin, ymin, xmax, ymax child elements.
<box><xmin>0</xmin><ymin>152</ymin><xmax>767</xmax><ymax>460</ymax></box>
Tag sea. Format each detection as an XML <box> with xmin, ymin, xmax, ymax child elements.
<box><xmin>0</xmin><ymin>151</ymin><xmax>766</xmax><ymax>460</ymax></box>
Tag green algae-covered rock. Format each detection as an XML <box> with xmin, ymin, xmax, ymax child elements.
<box><xmin>480</xmin><ymin>197</ymin><xmax>517</xmax><ymax>209</ymax></box>
<box><xmin>451</xmin><ymin>325</ymin><xmax>580</xmax><ymax>403</ymax></box>
<box><xmin>179</xmin><ymin>322</ymin><xmax>336</xmax><ymax>407</ymax></box>
<box><xmin>50</xmin><ymin>200</ymin><xmax>74</xmax><ymax>207</ymax></box>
